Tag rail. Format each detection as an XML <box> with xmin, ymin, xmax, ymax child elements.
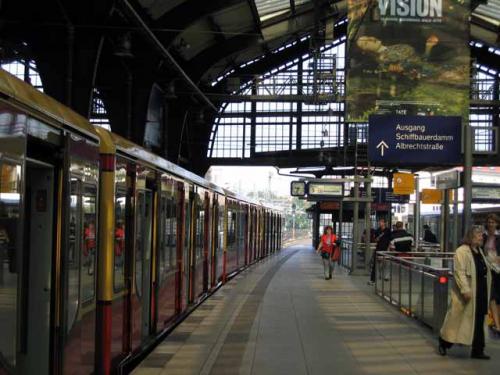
<box><xmin>375</xmin><ymin>251</ymin><xmax>455</xmax><ymax>331</ymax></box>
<box><xmin>339</xmin><ymin>240</ymin><xmax>443</xmax><ymax>273</ymax></box>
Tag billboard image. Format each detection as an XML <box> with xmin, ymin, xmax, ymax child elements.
<box><xmin>347</xmin><ymin>0</ymin><xmax>470</xmax><ymax>122</ymax></box>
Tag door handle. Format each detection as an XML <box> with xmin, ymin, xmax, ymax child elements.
<box><xmin>43</xmin><ymin>287</ymin><xmax>50</xmax><ymax>292</ymax></box>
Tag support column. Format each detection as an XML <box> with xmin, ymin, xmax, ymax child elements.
<box><xmin>313</xmin><ymin>203</ymin><xmax>321</xmax><ymax>248</ymax></box>
<box><xmin>452</xmin><ymin>189</ymin><xmax>459</xmax><ymax>250</ymax></box>
<box><xmin>352</xmin><ymin>176</ymin><xmax>360</xmax><ymax>273</ymax></box>
<box><xmin>387</xmin><ymin>173</ymin><xmax>394</xmax><ymax>228</ymax></box>
<box><xmin>463</xmin><ymin>124</ymin><xmax>473</xmax><ymax>232</ymax></box>
<box><xmin>441</xmin><ymin>190</ymin><xmax>450</xmax><ymax>251</ymax></box>
<box><xmin>250</xmin><ymin>79</ymin><xmax>257</xmax><ymax>156</ymax></box>
<box><xmin>414</xmin><ymin>175</ymin><xmax>420</xmax><ymax>251</ymax></box>
<box><xmin>364</xmin><ymin>177</ymin><xmax>372</xmax><ymax>271</ymax></box>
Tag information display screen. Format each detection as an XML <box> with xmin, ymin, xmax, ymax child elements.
<box><xmin>308</xmin><ymin>182</ymin><xmax>343</xmax><ymax>197</ymax></box>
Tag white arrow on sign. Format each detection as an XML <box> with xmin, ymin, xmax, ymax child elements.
<box><xmin>376</xmin><ymin>140</ymin><xmax>389</xmax><ymax>156</ymax></box>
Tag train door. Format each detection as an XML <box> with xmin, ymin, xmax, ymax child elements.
<box><xmin>210</xmin><ymin>197</ymin><xmax>219</xmax><ymax>288</ymax></box>
<box><xmin>156</xmin><ymin>175</ymin><xmax>178</xmax><ymax>328</ymax></box>
<box><xmin>63</xmin><ymin>145</ymin><xmax>99</xmax><ymax>375</ymax></box>
<box><xmin>134</xmin><ymin>189</ymin><xmax>153</xmax><ymax>341</ymax></box>
<box><xmin>181</xmin><ymin>184</ymin><xmax>192</xmax><ymax>309</ymax></box>
<box><xmin>20</xmin><ymin>161</ymin><xmax>54</xmax><ymax>375</ymax></box>
<box><xmin>203</xmin><ymin>192</ymin><xmax>210</xmax><ymax>292</ymax></box>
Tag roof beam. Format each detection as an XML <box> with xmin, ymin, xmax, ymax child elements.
<box><xmin>188</xmin><ymin>34</ymin><xmax>261</xmax><ymax>78</ymax></box>
<box><xmin>152</xmin><ymin>0</ymin><xmax>247</xmax><ymax>45</ymax></box>
<box><xmin>246</xmin><ymin>0</ymin><xmax>263</xmax><ymax>34</ymax></box>
<box><xmin>121</xmin><ymin>0</ymin><xmax>218</xmax><ymax>111</ymax></box>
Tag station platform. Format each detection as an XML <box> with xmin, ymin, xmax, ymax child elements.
<box><xmin>134</xmin><ymin>242</ymin><xmax>500</xmax><ymax>375</ymax></box>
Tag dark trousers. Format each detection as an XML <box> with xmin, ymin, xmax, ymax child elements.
<box><xmin>472</xmin><ymin>310</ymin><xmax>485</xmax><ymax>355</ymax></box>
<box><xmin>370</xmin><ymin>250</ymin><xmax>377</xmax><ymax>282</ymax></box>
<box><xmin>440</xmin><ymin>311</ymin><xmax>485</xmax><ymax>354</ymax></box>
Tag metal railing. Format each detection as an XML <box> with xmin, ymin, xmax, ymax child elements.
<box><xmin>340</xmin><ymin>239</ymin><xmax>375</xmax><ymax>274</ymax></box>
<box><xmin>375</xmin><ymin>252</ymin><xmax>455</xmax><ymax>331</ymax></box>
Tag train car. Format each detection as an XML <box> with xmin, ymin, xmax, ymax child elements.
<box><xmin>410</xmin><ymin>205</ymin><xmax>500</xmax><ymax>246</ymax></box>
<box><xmin>0</xmin><ymin>69</ymin><xmax>282</xmax><ymax>375</ymax></box>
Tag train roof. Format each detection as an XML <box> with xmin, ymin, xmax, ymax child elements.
<box><xmin>0</xmin><ymin>69</ymin><xmax>99</xmax><ymax>142</ymax></box>
<box><xmin>110</xmin><ymin>131</ymin><xmax>225</xmax><ymax>194</ymax></box>
<box><xmin>0</xmin><ymin>69</ymin><xmax>280</xmax><ymax>212</ymax></box>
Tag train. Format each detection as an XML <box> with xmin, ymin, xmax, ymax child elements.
<box><xmin>409</xmin><ymin>205</ymin><xmax>500</xmax><ymax>245</ymax></box>
<box><xmin>0</xmin><ymin>69</ymin><xmax>283</xmax><ymax>375</ymax></box>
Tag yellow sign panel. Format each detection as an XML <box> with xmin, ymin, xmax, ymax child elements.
<box><xmin>393</xmin><ymin>173</ymin><xmax>415</xmax><ymax>195</ymax></box>
<box><xmin>421</xmin><ymin>189</ymin><xmax>442</xmax><ymax>204</ymax></box>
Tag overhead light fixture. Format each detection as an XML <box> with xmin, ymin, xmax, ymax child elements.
<box><xmin>114</xmin><ymin>32</ymin><xmax>134</xmax><ymax>58</ymax></box>
<box><xmin>164</xmin><ymin>81</ymin><xmax>176</xmax><ymax>99</ymax></box>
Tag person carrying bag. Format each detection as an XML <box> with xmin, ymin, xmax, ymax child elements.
<box><xmin>316</xmin><ymin>226</ymin><xmax>340</xmax><ymax>280</ymax></box>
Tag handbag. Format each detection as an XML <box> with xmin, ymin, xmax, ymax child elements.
<box><xmin>331</xmin><ymin>246</ymin><xmax>341</xmax><ymax>262</ymax></box>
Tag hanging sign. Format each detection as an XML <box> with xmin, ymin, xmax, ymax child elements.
<box><xmin>393</xmin><ymin>172</ymin><xmax>415</xmax><ymax>195</ymax></box>
<box><xmin>308</xmin><ymin>182</ymin><xmax>344</xmax><ymax>197</ymax></box>
<box><xmin>421</xmin><ymin>188</ymin><xmax>442</xmax><ymax>204</ymax></box>
<box><xmin>435</xmin><ymin>170</ymin><xmax>461</xmax><ymax>189</ymax></box>
<box><xmin>368</xmin><ymin>115</ymin><xmax>462</xmax><ymax>166</ymax></box>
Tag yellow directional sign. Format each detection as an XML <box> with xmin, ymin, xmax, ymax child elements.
<box><xmin>393</xmin><ymin>173</ymin><xmax>415</xmax><ymax>195</ymax></box>
<box><xmin>421</xmin><ymin>189</ymin><xmax>442</xmax><ymax>204</ymax></box>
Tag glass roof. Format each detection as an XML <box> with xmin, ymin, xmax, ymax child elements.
<box><xmin>254</xmin><ymin>0</ymin><xmax>311</xmax><ymax>22</ymax></box>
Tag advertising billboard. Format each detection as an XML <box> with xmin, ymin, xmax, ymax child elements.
<box><xmin>347</xmin><ymin>0</ymin><xmax>470</xmax><ymax>122</ymax></box>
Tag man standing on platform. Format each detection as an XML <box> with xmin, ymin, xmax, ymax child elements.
<box><xmin>389</xmin><ymin>221</ymin><xmax>414</xmax><ymax>254</ymax></box>
<box><xmin>368</xmin><ymin>218</ymin><xmax>391</xmax><ymax>285</ymax></box>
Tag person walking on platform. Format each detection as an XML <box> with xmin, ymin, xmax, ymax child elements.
<box><xmin>316</xmin><ymin>226</ymin><xmax>338</xmax><ymax>280</ymax></box>
<box><xmin>439</xmin><ymin>226</ymin><xmax>492</xmax><ymax>359</ymax></box>
<box><xmin>423</xmin><ymin>225</ymin><xmax>438</xmax><ymax>243</ymax></box>
<box><xmin>389</xmin><ymin>221</ymin><xmax>414</xmax><ymax>254</ymax></box>
<box><xmin>368</xmin><ymin>218</ymin><xmax>391</xmax><ymax>285</ymax></box>
<box><xmin>483</xmin><ymin>214</ymin><xmax>500</xmax><ymax>334</ymax></box>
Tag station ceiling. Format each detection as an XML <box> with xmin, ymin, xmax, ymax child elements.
<box><xmin>1</xmin><ymin>0</ymin><xmax>499</xmax><ymax>174</ymax></box>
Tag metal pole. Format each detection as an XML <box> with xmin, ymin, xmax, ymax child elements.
<box><xmin>452</xmin><ymin>189</ymin><xmax>459</xmax><ymax>250</ymax></box>
<box><xmin>414</xmin><ymin>176</ymin><xmax>420</xmax><ymax>251</ymax></box>
<box><xmin>463</xmin><ymin>124</ymin><xmax>473</xmax><ymax>232</ymax></box>
<box><xmin>121</xmin><ymin>0</ymin><xmax>217</xmax><ymax>112</ymax></box>
<box><xmin>364</xmin><ymin>177</ymin><xmax>372</xmax><ymax>272</ymax></box>
<box><xmin>443</xmin><ymin>190</ymin><xmax>450</xmax><ymax>251</ymax></box>
<box><xmin>66</xmin><ymin>24</ymin><xmax>74</xmax><ymax>106</ymax></box>
<box><xmin>352</xmin><ymin>177</ymin><xmax>360</xmax><ymax>273</ymax></box>
<box><xmin>339</xmin><ymin>199</ymin><xmax>344</xmax><ymax>239</ymax></box>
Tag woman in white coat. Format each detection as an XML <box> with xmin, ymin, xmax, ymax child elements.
<box><xmin>439</xmin><ymin>226</ymin><xmax>492</xmax><ymax>359</ymax></box>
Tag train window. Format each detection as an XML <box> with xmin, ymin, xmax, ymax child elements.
<box><xmin>135</xmin><ymin>191</ymin><xmax>145</xmax><ymax>297</ymax></box>
<box><xmin>66</xmin><ymin>178</ymin><xmax>81</xmax><ymax>333</ymax></box>
<box><xmin>114</xmin><ymin>188</ymin><xmax>127</xmax><ymax>293</ymax></box>
<box><xmin>0</xmin><ymin>161</ymin><xmax>22</xmax><ymax>367</ymax></box>
<box><xmin>159</xmin><ymin>191</ymin><xmax>177</xmax><ymax>286</ymax></box>
<box><xmin>81</xmin><ymin>184</ymin><xmax>97</xmax><ymax>303</ymax></box>
<box><xmin>196</xmin><ymin>195</ymin><xmax>205</xmax><ymax>262</ymax></box>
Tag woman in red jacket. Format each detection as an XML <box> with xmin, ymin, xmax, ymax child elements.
<box><xmin>316</xmin><ymin>226</ymin><xmax>338</xmax><ymax>280</ymax></box>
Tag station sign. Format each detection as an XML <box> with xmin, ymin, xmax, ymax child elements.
<box><xmin>308</xmin><ymin>182</ymin><xmax>343</xmax><ymax>198</ymax></box>
<box><xmin>393</xmin><ymin>172</ymin><xmax>415</xmax><ymax>195</ymax></box>
<box><xmin>383</xmin><ymin>190</ymin><xmax>410</xmax><ymax>204</ymax></box>
<box><xmin>421</xmin><ymin>189</ymin><xmax>442</xmax><ymax>204</ymax></box>
<box><xmin>348</xmin><ymin>187</ymin><xmax>410</xmax><ymax>204</ymax></box>
<box><xmin>472</xmin><ymin>185</ymin><xmax>500</xmax><ymax>203</ymax></box>
<box><xmin>290</xmin><ymin>181</ymin><xmax>306</xmax><ymax>197</ymax></box>
<box><xmin>435</xmin><ymin>170</ymin><xmax>461</xmax><ymax>189</ymax></box>
<box><xmin>368</xmin><ymin>115</ymin><xmax>462</xmax><ymax>166</ymax></box>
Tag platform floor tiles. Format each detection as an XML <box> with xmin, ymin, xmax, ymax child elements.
<box><xmin>134</xmin><ymin>242</ymin><xmax>500</xmax><ymax>375</ymax></box>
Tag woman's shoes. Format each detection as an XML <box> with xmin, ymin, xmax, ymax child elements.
<box><xmin>438</xmin><ymin>338</ymin><xmax>448</xmax><ymax>356</ymax></box>
<box><xmin>471</xmin><ymin>352</ymin><xmax>490</xmax><ymax>360</ymax></box>
<box><xmin>491</xmin><ymin>326</ymin><xmax>500</xmax><ymax>336</ymax></box>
